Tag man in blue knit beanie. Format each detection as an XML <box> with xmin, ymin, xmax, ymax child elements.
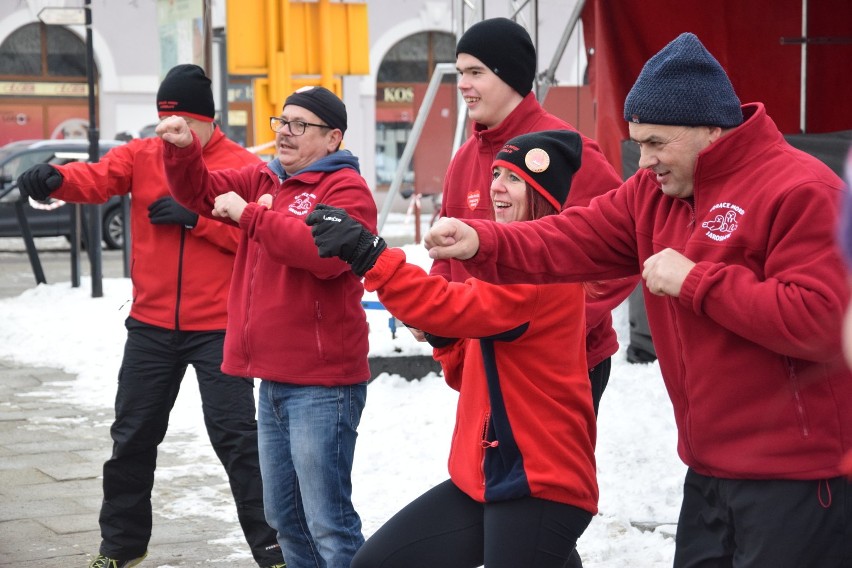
<box><xmin>425</xmin><ymin>31</ymin><xmax>852</xmax><ymax>567</ymax></box>
<box><xmin>624</xmin><ymin>32</ymin><xmax>743</xmax><ymax>128</ymax></box>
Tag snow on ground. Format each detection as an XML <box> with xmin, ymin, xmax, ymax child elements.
<box><xmin>0</xmin><ymin>219</ymin><xmax>683</xmax><ymax>566</ymax></box>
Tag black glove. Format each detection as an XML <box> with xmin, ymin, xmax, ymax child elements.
<box><xmin>306</xmin><ymin>203</ymin><xmax>387</xmax><ymax>277</ymax></box>
<box><xmin>148</xmin><ymin>196</ymin><xmax>198</xmax><ymax>228</ymax></box>
<box><xmin>423</xmin><ymin>332</ymin><xmax>459</xmax><ymax>349</ymax></box>
<box><xmin>17</xmin><ymin>163</ymin><xmax>63</xmax><ymax>201</ymax></box>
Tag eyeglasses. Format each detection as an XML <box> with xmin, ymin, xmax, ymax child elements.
<box><xmin>269</xmin><ymin>116</ymin><xmax>331</xmax><ymax>136</ymax></box>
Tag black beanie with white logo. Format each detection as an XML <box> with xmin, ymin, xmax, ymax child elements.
<box><xmin>156</xmin><ymin>64</ymin><xmax>215</xmax><ymax>122</ymax></box>
<box><xmin>492</xmin><ymin>130</ymin><xmax>583</xmax><ymax>210</ymax></box>
<box><xmin>456</xmin><ymin>17</ymin><xmax>536</xmax><ymax>97</ymax></box>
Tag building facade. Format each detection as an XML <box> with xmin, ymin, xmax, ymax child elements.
<box><xmin>0</xmin><ymin>0</ymin><xmax>592</xmax><ymax>193</ymax></box>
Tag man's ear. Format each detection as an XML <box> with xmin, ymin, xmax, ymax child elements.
<box><xmin>708</xmin><ymin>125</ymin><xmax>725</xmax><ymax>143</ymax></box>
<box><xmin>327</xmin><ymin>128</ymin><xmax>344</xmax><ymax>151</ymax></box>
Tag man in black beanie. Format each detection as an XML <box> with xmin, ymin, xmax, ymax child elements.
<box><xmin>426</xmin><ymin>32</ymin><xmax>852</xmax><ymax>568</ymax></box>
<box><xmin>17</xmin><ymin>64</ymin><xmax>285</xmax><ymax>568</ymax></box>
<box><xmin>155</xmin><ymin>84</ymin><xmax>375</xmax><ymax>568</ymax></box>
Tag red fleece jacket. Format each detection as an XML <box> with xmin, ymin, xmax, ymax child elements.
<box><xmin>54</xmin><ymin>129</ymin><xmax>257</xmax><ymax>330</ymax></box>
<box><xmin>162</xmin><ymin>138</ymin><xmax>375</xmax><ymax>385</ymax></box>
<box><xmin>366</xmin><ymin>248</ymin><xmax>597</xmax><ymax>512</ymax></box>
<box><xmin>466</xmin><ymin>103</ymin><xmax>852</xmax><ymax>480</ymax></box>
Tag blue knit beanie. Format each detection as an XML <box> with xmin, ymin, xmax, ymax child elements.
<box><xmin>624</xmin><ymin>33</ymin><xmax>743</xmax><ymax>128</ymax></box>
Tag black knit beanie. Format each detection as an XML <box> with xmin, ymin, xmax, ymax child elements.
<box><xmin>284</xmin><ymin>86</ymin><xmax>347</xmax><ymax>134</ymax></box>
<box><xmin>624</xmin><ymin>33</ymin><xmax>743</xmax><ymax>127</ymax></box>
<box><xmin>456</xmin><ymin>17</ymin><xmax>536</xmax><ymax>97</ymax></box>
<box><xmin>156</xmin><ymin>64</ymin><xmax>215</xmax><ymax>122</ymax></box>
<box><xmin>492</xmin><ymin>130</ymin><xmax>583</xmax><ymax>210</ymax></box>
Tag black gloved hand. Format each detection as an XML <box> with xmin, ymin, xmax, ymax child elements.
<box><xmin>423</xmin><ymin>332</ymin><xmax>459</xmax><ymax>349</ymax></box>
<box><xmin>147</xmin><ymin>196</ymin><xmax>198</xmax><ymax>228</ymax></box>
<box><xmin>306</xmin><ymin>203</ymin><xmax>387</xmax><ymax>277</ymax></box>
<box><xmin>17</xmin><ymin>163</ymin><xmax>63</xmax><ymax>201</ymax></box>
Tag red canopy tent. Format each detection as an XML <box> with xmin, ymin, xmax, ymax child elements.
<box><xmin>581</xmin><ymin>0</ymin><xmax>852</xmax><ymax>176</ymax></box>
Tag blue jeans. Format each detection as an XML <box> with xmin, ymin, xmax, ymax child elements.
<box><xmin>258</xmin><ymin>380</ymin><xmax>367</xmax><ymax>568</ymax></box>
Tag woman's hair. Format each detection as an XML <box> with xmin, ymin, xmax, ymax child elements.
<box><xmin>527</xmin><ymin>188</ymin><xmax>560</xmax><ymax>221</ymax></box>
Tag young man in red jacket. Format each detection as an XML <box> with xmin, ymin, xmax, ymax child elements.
<box><xmin>429</xmin><ymin>17</ymin><xmax>635</xmax><ymax>419</ymax></box>
<box><xmin>426</xmin><ymin>33</ymin><xmax>852</xmax><ymax>567</ymax></box>
<box><xmin>17</xmin><ymin>65</ymin><xmax>285</xmax><ymax>568</ymax></box>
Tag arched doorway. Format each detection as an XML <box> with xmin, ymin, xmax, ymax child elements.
<box><xmin>375</xmin><ymin>30</ymin><xmax>456</xmax><ymax>197</ymax></box>
<box><xmin>0</xmin><ymin>22</ymin><xmax>93</xmax><ymax>145</ymax></box>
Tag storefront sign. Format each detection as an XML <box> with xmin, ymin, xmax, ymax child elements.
<box><xmin>0</xmin><ymin>82</ymin><xmax>88</xmax><ymax>97</ymax></box>
<box><xmin>380</xmin><ymin>86</ymin><xmax>414</xmax><ymax>104</ymax></box>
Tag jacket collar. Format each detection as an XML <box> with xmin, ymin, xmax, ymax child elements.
<box><xmin>472</xmin><ymin>93</ymin><xmax>544</xmax><ymax>145</ymax></box>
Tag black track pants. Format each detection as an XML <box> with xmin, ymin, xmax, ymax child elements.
<box><xmin>98</xmin><ymin>317</ymin><xmax>283</xmax><ymax>566</ymax></box>
<box><xmin>588</xmin><ymin>356</ymin><xmax>611</xmax><ymax>416</ymax></box>
<box><xmin>674</xmin><ymin>468</ymin><xmax>852</xmax><ymax>568</ymax></box>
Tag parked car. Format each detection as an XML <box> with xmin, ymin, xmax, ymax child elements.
<box><xmin>0</xmin><ymin>139</ymin><xmax>127</xmax><ymax>249</ymax></box>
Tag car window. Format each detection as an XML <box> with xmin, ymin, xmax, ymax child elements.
<box><xmin>1</xmin><ymin>144</ymin><xmax>119</xmax><ymax>183</ymax></box>
<box><xmin>1</xmin><ymin>150</ymin><xmax>57</xmax><ymax>181</ymax></box>
<box><xmin>0</xmin><ymin>141</ymin><xmax>123</xmax><ymax>202</ymax></box>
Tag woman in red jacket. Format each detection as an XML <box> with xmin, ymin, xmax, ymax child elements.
<box><xmin>307</xmin><ymin>130</ymin><xmax>597</xmax><ymax>568</ymax></box>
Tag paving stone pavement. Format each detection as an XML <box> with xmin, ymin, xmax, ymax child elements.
<box><xmin>0</xmin><ymin>359</ymin><xmax>268</xmax><ymax>568</ymax></box>
<box><xmin>0</xmin><ymin>241</ymin><xmax>266</xmax><ymax>567</ymax></box>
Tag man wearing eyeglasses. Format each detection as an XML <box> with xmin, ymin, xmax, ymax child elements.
<box><xmin>156</xmin><ymin>85</ymin><xmax>375</xmax><ymax>568</ymax></box>
<box><xmin>17</xmin><ymin>64</ymin><xmax>286</xmax><ymax>568</ymax></box>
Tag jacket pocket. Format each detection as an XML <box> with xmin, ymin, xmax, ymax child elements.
<box><xmin>787</xmin><ymin>358</ymin><xmax>810</xmax><ymax>438</ymax></box>
<box><xmin>479</xmin><ymin>411</ymin><xmax>498</xmax><ymax>487</ymax></box>
<box><xmin>314</xmin><ymin>301</ymin><xmax>326</xmax><ymax>361</ymax></box>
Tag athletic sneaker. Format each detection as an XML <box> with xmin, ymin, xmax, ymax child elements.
<box><xmin>263</xmin><ymin>564</ymin><xmax>287</xmax><ymax>568</ymax></box>
<box><xmin>88</xmin><ymin>552</ymin><xmax>147</xmax><ymax>568</ymax></box>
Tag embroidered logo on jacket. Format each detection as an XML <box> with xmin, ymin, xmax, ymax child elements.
<box><xmin>289</xmin><ymin>192</ymin><xmax>316</xmax><ymax>216</ymax></box>
<box><xmin>701</xmin><ymin>202</ymin><xmax>744</xmax><ymax>242</ymax></box>
<box><xmin>467</xmin><ymin>190</ymin><xmax>480</xmax><ymax>211</ymax></box>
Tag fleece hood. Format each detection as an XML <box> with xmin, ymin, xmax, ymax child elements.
<box><xmin>268</xmin><ymin>149</ymin><xmax>360</xmax><ymax>182</ymax></box>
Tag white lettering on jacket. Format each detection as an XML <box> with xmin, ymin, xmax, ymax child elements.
<box><xmin>701</xmin><ymin>202</ymin><xmax>744</xmax><ymax>242</ymax></box>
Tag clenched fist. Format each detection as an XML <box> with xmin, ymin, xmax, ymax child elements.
<box><xmin>155</xmin><ymin>115</ymin><xmax>194</xmax><ymax>148</ymax></box>
<box><xmin>306</xmin><ymin>203</ymin><xmax>386</xmax><ymax>277</ymax></box>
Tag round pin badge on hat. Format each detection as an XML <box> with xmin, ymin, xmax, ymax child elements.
<box><xmin>525</xmin><ymin>148</ymin><xmax>550</xmax><ymax>173</ymax></box>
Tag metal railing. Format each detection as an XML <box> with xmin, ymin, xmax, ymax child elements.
<box><xmin>377</xmin><ymin>62</ymin><xmax>459</xmax><ymax>233</ymax></box>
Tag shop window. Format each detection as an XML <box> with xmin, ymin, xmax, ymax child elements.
<box><xmin>375</xmin><ymin>31</ymin><xmax>455</xmax><ymax>190</ymax></box>
<box><xmin>46</xmin><ymin>26</ymin><xmax>86</xmax><ymax>77</ymax></box>
<box><xmin>0</xmin><ymin>24</ymin><xmax>41</xmax><ymax>75</ymax></box>
<box><xmin>0</xmin><ymin>23</ymin><xmax>90</xmax><ymax>143</ymax></box>
<box><xmin>377</xmin><ymin>31</ymin><xmax>455</xmax><ymax>84</ymax></box>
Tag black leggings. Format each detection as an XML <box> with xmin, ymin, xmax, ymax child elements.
<box><xmin>351</xmin><ymin>479</ymin><xmax>592</xmax><ymax>568</ymax></box>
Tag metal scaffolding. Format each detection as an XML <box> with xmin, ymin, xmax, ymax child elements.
<box><xmin>378</xmin><ymin>0</ymin><xmax>586</xmax><ymax>232</ymax></box>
